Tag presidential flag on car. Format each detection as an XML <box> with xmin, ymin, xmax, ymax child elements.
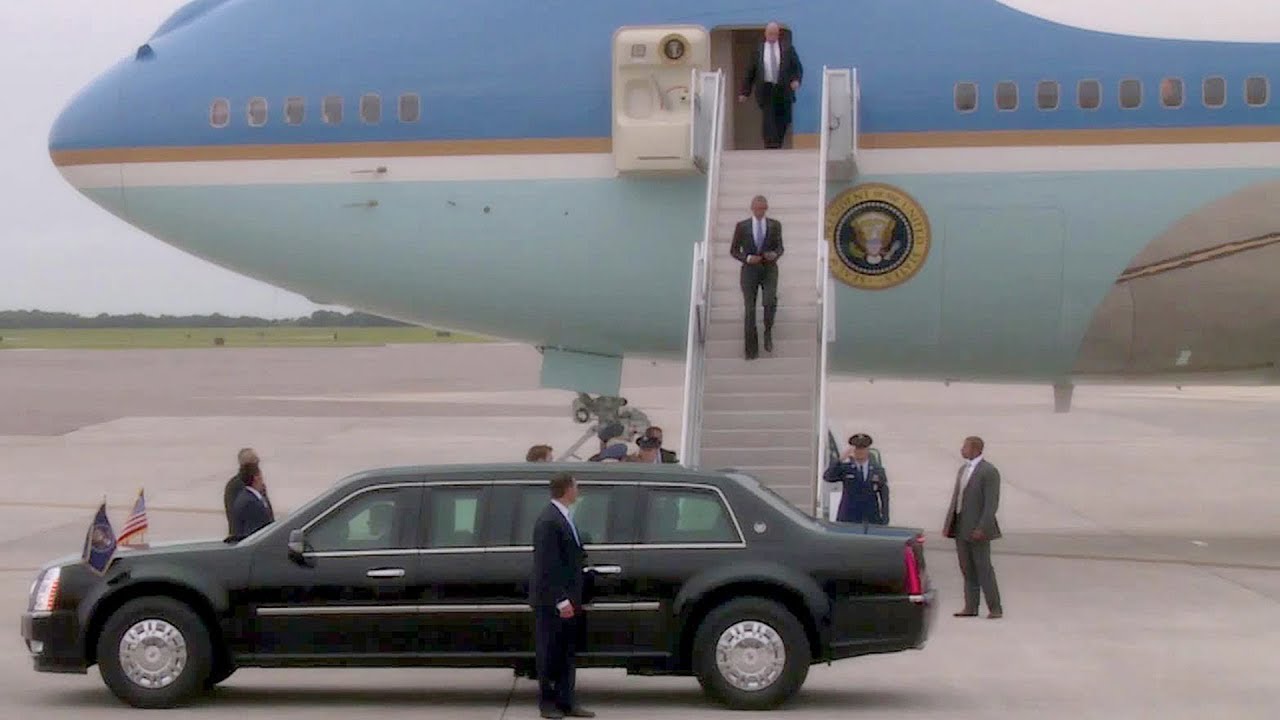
<box><xmin>117</xmin><ymin>489</ymin><xmax>148</xmax><ymax>546</ymax></box>
<box><xmin>81</xmin><ymin>501</ymin><xmax>117</xmax><ymax>575</ymax></box>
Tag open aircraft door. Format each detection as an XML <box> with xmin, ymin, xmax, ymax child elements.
<box><xmin>612</xmin><ymin>25</ymin><xmax>710</xmax><ymax>174</ymax></box>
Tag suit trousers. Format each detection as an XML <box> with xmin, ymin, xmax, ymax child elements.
<box><xmin>740</xmin><ymin>263</ymin><xmax>778</xmax><ymax>357</ymax></box>
<box><xmin>759</xmin><ymin>82</ymin><xmax>792</xmax><ymax>148</ymax></box>
<box><xmin>955</xmin><ymin>538</ymin><xmax>1002</xmax><ymax>613</ymax></box>
<box><xmin>534</xmin><ymin>606</ymin><xmax>580</xmax><ymax>711</ymax></box>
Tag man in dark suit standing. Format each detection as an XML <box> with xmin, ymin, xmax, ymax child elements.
<box><xmin>943</xmin><ymin>436</ymin><xmax>1004</xmax><ymax>619</ymax></box>
<box><xmin>224</xmin><ymin>447</ymin><xmax>259</xmax><ymax>535</ymax></box>
<box><xmin>731</xmin><ymin>195</ymin><xmax>784</xmax><ymax>360</ymax></box>
<box><xmin>229</xmin><ymin>461</ymin><xmax>274</xmax><ymax>540</ymax></box>
<box><xmin>530</xmin><ymin>473</ymin><xmax>595</xmax><ymax>719</ymax></box>
<box><xmin>738</xmin><ymin>21</ymin><xmax>803</xmax><ymax>149</ymax></box>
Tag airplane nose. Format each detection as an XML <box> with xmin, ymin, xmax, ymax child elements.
<box><xmin>48</xmin><ymin>63</ymin><xmax>126</xmax><ymax>210</ymax></box>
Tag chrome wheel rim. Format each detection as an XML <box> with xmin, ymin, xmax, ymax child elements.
<box><xmin>714</xmin><ymin>620</ymin><xmax>786</xmax><ymax>692</ymax></box>
<box><xmin>118</xmin><ymin>618</ymin><xmax>188</xmax><ymax>689</ymax></box>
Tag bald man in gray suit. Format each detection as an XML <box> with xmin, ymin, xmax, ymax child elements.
<box><xmin>943</xmin><ymin>436</ymin><xmax>1003</xmax><ymax>619</ymax></box>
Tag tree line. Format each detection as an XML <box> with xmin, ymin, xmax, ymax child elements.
<box><xmin>0</xmin><ymin>309</ymin><xmax>413</xmax><ymax>329</ymax></box>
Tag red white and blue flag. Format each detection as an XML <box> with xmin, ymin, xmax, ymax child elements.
<box><xmin>117</xmin><ymin>489</ymin><xmax>148</xmax><ymax>545</ymax></box>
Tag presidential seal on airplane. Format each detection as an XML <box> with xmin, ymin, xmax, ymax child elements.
<box><xmin>826</xmin><ymin>183</ymin><xmax>931</xmax><ymax>290</ymax></box>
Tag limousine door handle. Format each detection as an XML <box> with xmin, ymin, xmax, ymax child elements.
<box><xmin>366</xmin><ymin>568</ymin><xmax>406</xmax><ymax>579</ymax></box>
<box><xmin>586</xmin><ymin>565</ymin><xmax>622</xmax><ymax>575</ymax></box>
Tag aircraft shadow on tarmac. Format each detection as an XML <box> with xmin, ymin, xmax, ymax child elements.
<box><xmin>46</xmin><ymin>683</ymin><xmax>937</xmax><ymax>712</ymax></box>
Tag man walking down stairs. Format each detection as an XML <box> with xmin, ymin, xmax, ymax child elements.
<box><xmin>729</xmin><ymin>195</ymin><xmax>784</xmax><ymax>360</ymax></box>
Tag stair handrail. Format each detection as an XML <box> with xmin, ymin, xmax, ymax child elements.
<box><xmin>679</xmin><ymin>69</ymin><xmax>725</xmax><ymax>467</ymax></box>
<box><xmin>813</xmin><ymin>67</ymin><xmax>842</xmax><ymax>516</ymax></box>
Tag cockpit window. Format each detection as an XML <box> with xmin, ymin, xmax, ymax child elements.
<box><xmin>399</xmin><ymin>94</ymin><xmax>421</xmax><ymax>123</ymax></box>
<box><xmin>361</xmin><ymin>94</ymin><xmax>382</xmax><ymax>125</ymax></box>
<box><xmin>247</xmin><ymin>97</ymin><xmax>268</xmax><ymax>127</ymax></box>
<box><xmin>323</xmin><ymin>96</ymin><xmax>344</xmax><ymax>125</ymax></box>
<box><xmin>209</xmin><ymin>99</ymin><xmax>229</xmax><ymax>128</ymax></box>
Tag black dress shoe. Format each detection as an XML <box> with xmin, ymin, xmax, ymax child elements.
<box><xmin>563</xmin><ymin>708</ymin><xmax>595</xmax><ymax>718</ymax></box>
<box><xmin>540</xmin><ymin>709</ymin><xmax>565</xmax><ymax>719</ymax></box>
<box><xmin>987</xmin><ymin>611</ymin><xmax>1003</xmax><ymax>619</ymax></box>
<box><xmin>953</xmin><ymin>610</ymin><xmax>978</xmax><ymax>617</ymax></box>
<box><xmin>764</xmin><ymin>335</ymin><xmax>773</xmax><ymax>353</ymax></box>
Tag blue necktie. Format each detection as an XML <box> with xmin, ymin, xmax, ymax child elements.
<box><xmin>755</xmin><ymin>219</ymin><xmax>765</xmax><ymax>253</ymax></box>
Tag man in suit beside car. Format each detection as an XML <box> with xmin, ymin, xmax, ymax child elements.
<box><xmin>229</xmin><ymin>461</ymin><xmax>274</xmax><ymax>540</ymax></box>
<box><xmin>224</xmin><ymin>447</ymin><xmax>258</xmax><ymax>534</ymax></box>
<box><xmin>943</xmin><ymin>436</ymin><xmax>1004</xmax><ymax>619</ymax></box>
<box><xmin>530</xmin><ymin>472</ymin><xmax>595</xmax><ymax>719</ymax></box>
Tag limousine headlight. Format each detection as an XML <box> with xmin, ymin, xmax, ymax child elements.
<box><xmin>30</xmin><ymin>567</ymin><xmax>61</xmax><ymax>614</ymax></box>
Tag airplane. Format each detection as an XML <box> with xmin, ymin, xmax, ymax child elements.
<box><xmin>47</xmin><ymin>0</ymin><xmax>1280</xmax><ymax>429</ymax></box>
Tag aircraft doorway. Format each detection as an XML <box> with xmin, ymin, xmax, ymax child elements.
<box><xmin>711</xmin><ymin>25</ymin><xmax>794</xmax><ymax>151</ymax></box>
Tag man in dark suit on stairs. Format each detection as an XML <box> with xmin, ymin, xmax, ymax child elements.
<box><xmin>738</xmin><ymin>21</ymin><xmax>804</xmax><ymax>149</ymax></box>
<box><xmin>530</xmin><ymin>472</ymin><xmax>595</xmax><ymax>719</ymax></box>
<box><xmin>731</xmin><ymin>195</ymin><xmax>784</xmax><ymax>360</ymax></box>
<box><xmin>943</xmin><ymin>436</ymin><xmax>1004</xmax><ymax>619</ymax></box>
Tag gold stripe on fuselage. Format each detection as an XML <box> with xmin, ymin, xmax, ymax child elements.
<box><xmin>48</xmin><ymin>125</ymin><xmax>1280</xmax><ymax>167</ymax></box>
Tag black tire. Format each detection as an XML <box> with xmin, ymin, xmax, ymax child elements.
<box><xmin>96</xmin><ymin>596</ymin><xmax>213</xmax><ymax>708</ymax></box>
<box><xmin>691</xmin><ymin>597</ymin><xmax>811</xmax><ymax>710</ymax></box>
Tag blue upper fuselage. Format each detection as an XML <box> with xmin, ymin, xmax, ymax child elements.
<box><xmin>50</xmin><ymin>0</ymin><xmax>1280</xmax><ymax>153</ymax></box>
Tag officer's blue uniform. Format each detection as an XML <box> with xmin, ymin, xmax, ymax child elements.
<box><xmin>823</xmin><ymin>459</ymin><xmax>890</xmax><ymax>525</ymax></box>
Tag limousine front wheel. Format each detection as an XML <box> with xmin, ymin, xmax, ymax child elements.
<box><xmin>692</xmin><ymin>597</ymin><xmax>811</xmax><ymax>710</ymax></box>
<box><xmin>96</xmin><ymin>596</ymin><xmax>213</xmax><ymax>708</ymax></box>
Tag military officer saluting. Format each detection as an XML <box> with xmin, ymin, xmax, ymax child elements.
<box><xmin>823</xmin><ymin>433</ymin><xmax>890</xmax><ymax>525</ymax></box>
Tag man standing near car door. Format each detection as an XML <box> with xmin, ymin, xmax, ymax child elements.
<box><xmin>530</xmin><ymin>473</ymin><xmax>596</xmax><ymax>719</ymax></box>
<box><xmin>943</xmin><ymin>436</ymin><xmax>1004</xmax><ymax>619</ymax></box>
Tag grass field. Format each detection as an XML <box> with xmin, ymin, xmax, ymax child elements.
<box><xmin>0</xmin><ymin>327</ymin><xmax>487</xmax><ymax>350</ymax></box>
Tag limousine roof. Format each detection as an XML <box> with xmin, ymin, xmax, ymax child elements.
<box><xmin>332</xmin><ymin>463</ymin><xmax>746</xmax><ymax>490</ymax></box>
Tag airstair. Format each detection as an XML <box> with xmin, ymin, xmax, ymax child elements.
<box><xmin>681</xmin><ymin>68</ymin><xmax>859</xmax><ymax>515</ymax></box>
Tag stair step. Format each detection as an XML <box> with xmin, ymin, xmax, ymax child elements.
<box><xmin>701</xmin><ymin>409</ymin><xmax>813</xmax><ymax>431</ymax></box>
<box><xmin>703</xmin><ymin>390</ymin><xmax>814</xmax><ymax>412</ymax></box>
<box><xmin>702</xmin><ymin>429</ymin><xmax>814</xmax><ymax>448</ymax></box>
<box><xmin>705</xmin><ymin>337</ymin><xmax>816</xmax><ymax>360</ymax></box>
<box><xmin>705</xmin><ymin>356</ymin><xmax>814</xmax><ymax>376</ymax></box>
<box><xmin>704</xmin><ymin>370</ymin><xmax>814</xmax><ymax>395</ymax></box>
<box><xmin>701</xmin><ymin>447</ymin><xmax>812</xmax><ymax>468</ymax></box>
<box><xmin>711</xmin><ymin>288</ymin><xmax>817</xmax><ymax>308</ymax></box>
<box><xmin>708</xmin><ymin>304</ymin><xmax>819</xmax><ymax>323</ymax></box>
<box><xmin>709</xmin><ymin>275</ymin><xmax>818</xmax><ymax>293</ymax></box>
<box><xmin>705</xmin><ymin>320</ymin><xmax>815</xmax><ymax>342</ymax></box>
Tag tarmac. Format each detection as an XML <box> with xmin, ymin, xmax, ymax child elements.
<box><xmin>2</xmin><ymin>342</ymin><xmax>1277</xmax><ymax>719</ymax></box>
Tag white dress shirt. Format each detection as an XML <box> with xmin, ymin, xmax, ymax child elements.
<box><xmin>954</xmin><ymin>455</ymin><xmax>983</xmax><ymax>516</ymax></box>
<box><xmin>765</xmin><ymin>41</ymin><xmax>780</xmax><ymax>83</ymax></box>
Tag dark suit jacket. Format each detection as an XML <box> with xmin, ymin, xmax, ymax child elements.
<box><xmin>731</xmin><ymin>217</ymin><xmax>784</xmax><ymax>265</ymax></box>
<box><xmin>230</xmin><ymin>486</ymin><xmax>274</xmax><ymax>539</ymax></box>
<box><xmin>943</xmin><ymin>460</ymin><xmax>1002</xmax><ymax>541</ymax></box>
<box><xmin>223</xmin><ymin>475</ymin><xmax>242</xmax><ymax>534</ymax></box>
<box><xmin>741</xmin><ymin>41</ymin><xmax>804</xmax><ymax>107</ymax></box>
<box><xmin>529</xmin><ymin>502</ymin><xmax>587</xmax><ymax>609</ymax></box>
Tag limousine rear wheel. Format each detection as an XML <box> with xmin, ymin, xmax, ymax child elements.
<box><xmin>692</xmin><ymin>597</ymin><xmax>811</xmax><ymax>710</ymax></box>
<box><xmin>96</xmin><ymin>596</ymin><xmax>212</xmax><ymax>708</ymax></box>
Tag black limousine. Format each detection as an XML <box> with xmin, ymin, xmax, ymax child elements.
<box><xmin>22</xmin><ymin>464</ymin><xmax>936</xmax><ymax>709</ymax></box>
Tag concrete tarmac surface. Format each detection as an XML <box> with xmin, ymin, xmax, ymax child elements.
<box><xmin>3</xmin><ymin>343</ymin><xmax>1278</xmax><ymax>719</ymax></box>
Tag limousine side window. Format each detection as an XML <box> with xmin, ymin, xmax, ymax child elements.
<box><xmin>642</xmin><ymin>488</ymin><xmax>739</xmax><ymax>545</ymax></box>
<box><xmin>514</xmin><ymin>484</ymin><xmax>619</xmax><ymax>546</ymax></box>
<box><xmin>427</xmin><ymin>486</ymin><xmax>485</xmax><ymax>548</ymax></box>
<box><xmin>307</xmin><ymin>486</ymin><xmax>416</xmax><ymax>552</ymax></box>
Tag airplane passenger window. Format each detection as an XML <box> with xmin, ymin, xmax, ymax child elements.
<box><xmin>1036</xmin><ymin>81</ymin><xmax>1059</xmax><ymax>110</ymax></box>
<box><xmin>1203</xmin><ymin>77</ymin><xmax>1226</xmax><ymax>108</ymax></box>
<box><xmin>995</xmin><ymin>81</ymin><xmax>1018</xmax><ymax>111</ymax></box>
<box><xmin>1119</xmin><ymin>79</ymin><xmax>1142</xmax><ymax>109</ymax></box>
<box><xmin>247</xmin><ymin>97</ymin><xmax>268</xmax><ymax>127</ymax></box>
<box><xmin>209</xmin><ymin>99</ymin><xmax>230</xmax><ymax>128</ymax></box>
<box><xmin>361</xmin><ymin>94</ymin><xmax>382</xmax><ymax>124</ymax></box>
<box><xmin>284</xmin><ymin>97</ymin><xmax>305</xmax><ymax>126</ymax></box>
<box><xmin>1160</xmin><ymin>78</ymin><xmax>1184</xmax><ymax>108</ymax></box>
<box><xmin>323</xmin><ymin>95</ymin><xmax>343</xmax><ymax>125</ymax></box>
<box><xmin>954</xmin><ymin>82</ymin><xmax>977</xmax><ymax>112</ymax></box>
<box><xmin>1077</xmin><ymin>79</ymin><xmax>1101</xmax><ymax>110</ymax></box>
<box><xmin>1245</xmin><ymin>76</ymin><xmax>1269</xmax><ymax>107</ymax></box>
<box><xmin>399</xmin><ymin>93</ymin><xmax>421</xmax><ymax>123</ymax></box>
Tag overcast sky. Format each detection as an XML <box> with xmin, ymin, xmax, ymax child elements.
<box><xmin>1</xmin><ymin>1</ymin><xmax>1276</xmax><ymax>318</ymax></box>
<box><xmin>0</xmin><ymin>0</ymin><xmax>324</xmax><ymax>318</ymax></box>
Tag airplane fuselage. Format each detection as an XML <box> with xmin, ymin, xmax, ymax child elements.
<box><xmin>49</xmin><ymin>0</ymin><xmax>1280</xmax><ymax>383</ymax></box>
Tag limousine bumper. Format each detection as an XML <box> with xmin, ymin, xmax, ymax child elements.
<box><xmin>826</xmin><ymin>587</ymin><xmax>936</xmax><ymax>661</ymax></box>
<box><xmin>21</xmin><ymin>611</ymin><xmax>88</xmax><ymax>674</ymax></box>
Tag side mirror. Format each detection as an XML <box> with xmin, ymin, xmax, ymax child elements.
<box><xmin>287</xmin><ymin>529</ymin><xmax>310</xmax><ymax>564</ymax></box>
